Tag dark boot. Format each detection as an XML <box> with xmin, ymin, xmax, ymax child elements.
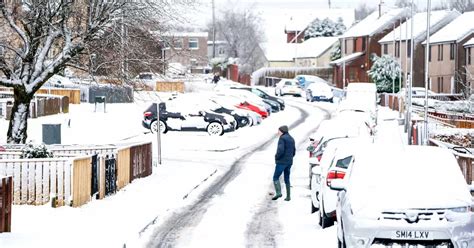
<box><xmin>272</xmin><ymin>181</ymin><xmax>282</xmax><ymax>200</ymax></box>
<box><xmin>284</xmin><ymin>184</ymin><xmax>291</xmax><ymax>201</ymax></box>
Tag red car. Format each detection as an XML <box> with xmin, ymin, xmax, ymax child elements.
<box><xmin>236</xmin><ymin>101</ymin><xmax>268</xmax><ymax>119</ymax></box>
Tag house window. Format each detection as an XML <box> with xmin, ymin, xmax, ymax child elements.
<box><xmin>218</xmin><ymin>47</ymin><xmax>225</xmax><ymax>55</ymax></box>
<box><xmin>468</xmin><ymin>47</ymin><xmax>472</xmax><ymax>65</ymax></box>
<box><xmin>362</xmin><ymin>37</ymin><xmax>366</xmax><ymax>51</ymax></box>
<box><xmin>190</xmin><ymin>58</ymin><xmax>198</xmax><ymax>66</ymax></box>
<box><xmin>450</xmin><ymin>43</ymin><xmax>455</xmax><ymax>60</ymax></box>
<box><xmin>349</xmin><ymin>67</ymin><xmax>357</xmax><ymax>81</ymax></box>
<box><xmin>383</xmin><ymin>44</ymin><xmax>388</xmax><ymax>54</ymax></box>
<box><xmin>438</xmin><ymin>44</ymin><xmax>443</xmax><ymax>61</ymax></box>
<box><xmin>395</xmin><ymin>41</ymin><xmax>400</xmax><ymax>57</ymax></box>
<box><xmin>173</xmin><ymin>38</ymin><xmax>183</xmax><ymax>49</ymax></box>
<box><xmin>407</xmin><ymin>41</ymin><xmax>411</xmax><ymax>58</ymax></box>
<box><xmin>429</xmin><ymin>45</ymin><xmax>432</xmax><ymax>62</ymax></box>
<box><xmin>437</xmin><ymin>77</ymin><xmax>444</xmax><ymax>92</ymax></box>
<box><xmin>353</xmin><ymin>39</ymin><xmax>356</xmax><ymax>53</ymax></box>
<box><xmin>344</xmin><ymin>40</ymin><xmax>348</xmax><ymax>54</ymax></box>
<box><xmin>188</xmin><ymin>38</ymin><xmax>198</xmax><ymax>49</ymax></box>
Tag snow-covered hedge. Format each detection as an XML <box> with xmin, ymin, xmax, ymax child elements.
<box><xmin>20</xmin><ymin>143</ymin><xmax>53</xmax><ymax>159</ymax></box>
<box><xmin>412</xmin><ymin>98</ymin><xmax>473</xmax><ymax>113</ymax></box>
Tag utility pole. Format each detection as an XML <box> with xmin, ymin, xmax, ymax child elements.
<box><xmin>407</xmin><ymin>0</ymin><xmax>415</xmax><ymax>145</ymax></box>
<box><xmin>328</xmin><ymin>0</ymin><xmax>331</xmax><ymax>9</ymax></box>
<box><xmin>212</xmin><ymin>0</ymin><xmax>216</xmax><ymax>59</ymax></box>
<box><xmin>379</xmin><ymin>0</ymin><xmax>384</xmax><ymax>18</ymax></box>
<box><xmin>392</xmin><ymin>22</ymin><xmax>396</xmax><ymax>94</ymax></box>
<box><xmin>342</xmin><ymin>37</ymin><xmax>346</xmax><ymax>89</ymax></box>
<box><xmin>423</xmin><ymin>0</ymin><xmax>431</xmax><ymax>145</ymax></box>
<box><xmin>399</xmin><ymin>17</ymin><xmax>403</xmax><ymax>118</ymax></box>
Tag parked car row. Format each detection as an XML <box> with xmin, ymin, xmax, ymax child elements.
<box><xmin>308</xmin><ymin>82</ymin><xmax>474</xmax><ymax>247</ymax></box>
<box><xmin>274</xmin><ymin>75</ymin><xmax>339</xmax><ymax>103</ymax></box>
<box><xmin>141</xmin><ymin>84</ymin><xmax>285</xmax><ymax>136</ymax></box>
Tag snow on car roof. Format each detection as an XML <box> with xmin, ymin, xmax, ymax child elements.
<box><xmin>348</xmin><ymin>145</ymin><xmax>472</xmax><ymax>216</ymax></box>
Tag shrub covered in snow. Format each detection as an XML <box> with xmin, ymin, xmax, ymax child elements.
<box><xmin>432</xmin><ymin>133</ymin><xmax>473</xmax><ymax>147</ymax></box>
<box><xmin>20</xmin><ymin>142</ymin><xmax>53</xmax><ymax>159</ymax></box>
<box><xmin>412</xmin><ymin>98</ymin><xmax>473</xmax><ymax>113</ymax></box>
<box><xmin>304</xmin><ymin>17</ymin><xmax>346</xmax><ymax>40</ymax></box>
<box><xmin>368</xmin><ymin>55</ymin><xmax>401</xmax><ymax>93</ymax></box>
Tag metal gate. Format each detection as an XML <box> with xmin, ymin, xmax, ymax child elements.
<box><xmin>91</xmin><ymin>154</ymin><xmax>99</xmax><ymax>198</ymax></box>
<box><xmin>105</xmin><ymin>155</ymin><xmax>117</xmax><ymax>196</ymax></box>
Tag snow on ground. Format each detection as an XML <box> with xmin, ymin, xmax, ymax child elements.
<box><xmin>0</xmin><ymin>90</ymin><xmax>407</xmax><ymax>248</ymax></box>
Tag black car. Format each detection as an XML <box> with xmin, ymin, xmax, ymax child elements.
<box><xmin>230</xmin><ymin>87</ymin><xmax>285</xmax><ymax>111</ymax></box>
<box><xmin>142</xmin><ymin>102</ymin><xmax>236</xmax><ymax>136</ymax></box>
<box><xmin>208</xmin><ymin>104</ymin><xmax>250</xmax><ymax>129</ymax></box>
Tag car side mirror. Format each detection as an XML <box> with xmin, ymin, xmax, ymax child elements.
<box><xmin>329</xmin><ymin>179</ymin><xmax>346</xmax><ymax>191</ymax></box>
<box><xmin>198</xmin><ymin>111</ymin><xmax>205</xmax><ymax>116</ymax></box>
<box><xmin>311</xmin><ymin>166</ymin><xmax>321</xmax><ymax>175</ymax></box>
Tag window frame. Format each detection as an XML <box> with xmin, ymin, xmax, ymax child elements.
<box><xmin>188</xmin><ymin>38</ymin><xmax>199</xmax><ymax>50</ymax></box>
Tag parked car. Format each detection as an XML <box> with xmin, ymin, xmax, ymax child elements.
<box><xmin>275</xmin><ymin>79</ymin><xmax>303</xmax><ymax>97</ymax></box>
<box><xmin>218</xmin><ymin>89</ymin><xmax>273</xmax><ymax>116</ymax></box>
<box><xmin>307</xmin><ymin>117</ymin><xmax>373</xmax><ymax>186</ymax></box>
<box><xmin>311</xmin><ymin>138</ymin><xmax>373</xmax><ymax>229</ymax></box>
<box><xmin>142</xmin><ymin>101</ymin><xmax>236</xmax><ymax>136</ymax></box>
<box><xmin>399</xmin><ymin>87</ymin><xmax>437</xmax><ymax>99</ymax></box>
<box><xmin>230</xmin><ymin>86</ymin><xmax>285</xmax><ymax>110</ymax></box>
<box><xmin>209</xmin><ymin>95</ymin><xmax>263</xmax><ymax>125</ymax></box>
<box><xmin>294</xmin><ymin>74</ymin><xmax>327</xmax><ymax>89</ymax></box>
<box><xmin>306</xmin><ymin>82</ymin><xmax>334</xmax><ymax>102</ymax></box>
<box><xmin>213</xmin><ymin>93</ymin><xmax>269</xmax><ymax>119</ymax></box>
<box><xmin>334</xmin><ymin>99</ymin><xmax>377</xmax><ymax>127</ymax></box>
<box><xmin>332</xmin><ymin>145</ymin><xmax>474</xmax><ymax>248</ymax></box>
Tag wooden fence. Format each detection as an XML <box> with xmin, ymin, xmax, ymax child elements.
<box><xmin>0</xmin><ymin>142</ymin><xmax>152</xmax><ymax>208</ymax></box>
<box><xmin>3</xmin><ymin>95</ymin><xmax>69</xmax><ymax>120</ymax></box>
<box><xmin>156</xmin><ymin>81</ymin><xmax>184</xmax><ymax>93</ymax></box>
<box><xmin>0</xmin><ymin>158</ymin><xmax>72</xmax><ymax>206</ymax></box>
<box><xmin>0</xmin><ymin>176</ymin><xmax>12</xmax><ymax>233</ymax></box>
<box><xmin>37</xmin><ymin>88</ymin><xmax>81</xmax><ymax>104</ymax></box>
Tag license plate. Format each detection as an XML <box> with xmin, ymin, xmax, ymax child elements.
<box><xmin>393</xmin><ymin>231</ymin><xmax>431</xmax><ymax>240</ymax></box>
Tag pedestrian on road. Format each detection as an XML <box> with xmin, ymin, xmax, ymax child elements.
<box><xmin>272</xmin><ymin>125</ymin><xmax>296</xmax><ymax>201</ymax></box>
<box><xmin>212</xmin><ymin>72</ymin><xmax>220</xmax><ymax>84</ymax></box>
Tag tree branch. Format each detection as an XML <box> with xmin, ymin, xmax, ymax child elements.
<box><xmin>0</xmin><ymin>3</ymin><xmax>29</xmax><ymax>58</ymax></box>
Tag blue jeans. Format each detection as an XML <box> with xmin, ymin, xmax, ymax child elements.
<box><xmin>273</xmin><ymin>164</ymin><xmax>292</xmax><ymax>184</ymax></box>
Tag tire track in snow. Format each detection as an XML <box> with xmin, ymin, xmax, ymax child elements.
<box><xmin>146</xmin><ymin>104</ymin><xmax>309</xmax><ymax>248</ymax></box>
<box><xmin>245</xmin><ymin>102</ymin><xmax>331</xmax><ymax>248</ymax></box>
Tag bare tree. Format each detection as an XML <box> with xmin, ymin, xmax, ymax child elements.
<box><xmin>450</xmin><ymin>0</ymin><xmax>474</xmax><ymax>12</ymax></box>
<box><xmin>0</xmin><ymin>0</ymin><xmax>194</xmax><ymax>144</ymax></box>
<box><xmin>212</xmin><ymin>6</ymin><xmax>266</xmax><ymax>74</ymax></box>
<box><xmin>355</xmin><ymin>3</ymin><xmax>376</xmax><ymax>21</ymax></box>
<box><xmin>395</xmin><ymin>0</ymin><xmax>411</xmax><ymax>8</ymax></box>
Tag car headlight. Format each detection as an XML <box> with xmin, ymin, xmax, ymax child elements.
<box><xmin>448</xmin><ymin>206</ymin><xmax>470</xmax><ymax>213</ymax></box>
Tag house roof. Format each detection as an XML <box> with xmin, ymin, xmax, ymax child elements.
<box><xmin>295</xmin><ymin>37</ymin><xmax>338</xmax><ymax>59</ymax></box>
<box><xmin>284</xmin><ymin>9</ymin><xmax>355</xmax><ymax>32</ymax></box>
<box><xmin>464</xmin><ymin>38</ymin><xmax>474</xmax><ymax>47</ymax></box>
<box><xmin>342</xmin><ymin>8</ymin><xmax>409</xmax><ymax>38</ymax></box>
<box><xmin>261</xmin><ymin>42</ymin><xmax>298</xmax><ymax>61</ymax></box>
<box><xmin>379</xmin><ymin>10</ymin><xmax>460</xmax><ymax>44</ymax></box>
<box><xmin>424</xmin><ymin>11</ymin><xmax>474</xmax><ymax>44</ymax></box>
<box><xmin>330</xmin><ymin>52</ymin><xmax>364</xmax><ymax>65</ymax></box>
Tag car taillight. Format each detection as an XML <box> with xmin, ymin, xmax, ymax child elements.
<box><xmin>317</xmin><ymin>154</ymin><xmax>322</xmax><ymax>161</ymax></box>
<box><xmin>144</xmin><ymin>111</ymin><xmax>153</xmax><ymax>117</ymax></box>
<box><xmin>326</xmin><ymin>170</ymin><xmax>346</xmax><ymax>187</ymax></box>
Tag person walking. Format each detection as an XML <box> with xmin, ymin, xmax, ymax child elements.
<box><xmin>272</xmin><ymin>125</ymin><xmax>296</xmax><ymax>201</ymax></box>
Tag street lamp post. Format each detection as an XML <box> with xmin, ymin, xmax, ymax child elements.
<box><xmin>423</xmin><ymin>0</ymin><xmax>432</xmax><ymax>145</ymax></box>
<box><xmin>407</xmin><ymin>0</ymin><xmax>415</xmax><ymax>145</ymax></box>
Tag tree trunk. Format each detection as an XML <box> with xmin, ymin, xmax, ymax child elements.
<box><xmin>7</xmin><ymin>87</ymin><xmax>33</xmax><ymax>144</ymax></box>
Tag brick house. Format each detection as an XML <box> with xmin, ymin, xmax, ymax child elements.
<box><xmin>163</xmin><ymin>32</ymin><xmax>209</xmax><ymax>73</ymax></box>
<box><xmin>378</xmin><ymin>10</ymin><xmax>459</xmax><ymax>88</ymax></box>
<box><xmin>423</xmin><ymin>12</ymin><xmax>474</xmax><ymax>93</ymax></box>
<box><xmin>331</xmin><ymin>8</ymin><xmax>409</xmax><ymax>89</ymax></box>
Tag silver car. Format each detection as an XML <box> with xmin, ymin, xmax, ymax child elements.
<box><xmin>332</xmin><ymin>145</ymin><xmax>474</xmax><ymax>248</ymax></box>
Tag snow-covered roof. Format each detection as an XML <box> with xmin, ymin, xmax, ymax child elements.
<box><xmin>379</xmin><ymin>10</ymin><xmax>460</xmax><ymax>44</ymax></box>
<box><xmin>295</xmin><ymin>37</ymin><xmax>338</xmax><ymax>59</ymax></box>
<box><xmin>464</xmin><ymin>37</ymin><xmax>474</xmax><ymax>47</ymax></box>
<box><xmin>261</xmin><ymin>42</ymin><xmax>298</xmax><ymax>61</ymax></box>
<box><xmin>330</xmin><ymin>52</ymin><xmax>364</xmax><ymax>65</ymax></box>
<box><xmin>425</xmin><ymin>11</ymin><xmax>474</xmax><ymax>44</ymax></box>
<box><xmin>207</xmin><ymin>40</ymin><xmax>227</xmax><ymax>45</ymax></box>
<box><xmin>284</xmin><ymin>8</ymin><xmax>355</xmax><ymax>32</ymax></box>
<box><xmin>342</xmin><ymin>8</ymin><xmax>409</xmax><ymax>38</ymax></box>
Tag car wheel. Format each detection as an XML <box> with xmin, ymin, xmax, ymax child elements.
<box><xmin>246</xmin><ymin>117</ymin><xmax>253</xmax><ymax>127</ymax></box>
<box><xmin>207</xmin><ymin>122</ymin><xmax>224</xmax><ymax>136</ymax></box>
<box><xmin>319</xmin><ymin>201</ymin><xmax>334</xmax><ymax>228</ymax></box>
<box><xmin>150</xmin><ymin>120</ymin><xmax>167</xmax><ymax>134</ymax></box>
<box><xmin>311</xmin><ymin>198</ymin><xmax>319</xmax><ymax>214</ymax></box>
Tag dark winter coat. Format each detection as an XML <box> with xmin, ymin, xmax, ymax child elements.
<box><xmin>275</xmin><ymin>132</ymin><xmax>296</xmax><ymax>165</ymax></box>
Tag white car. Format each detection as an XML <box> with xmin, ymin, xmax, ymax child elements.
<box><xmin>334</xmin><ymin>99</ymin><xmax>377</xmax><ymax>127</ymax></box>
<box><xmin>306</xmin><ymin>82</ymin><xmax>334</xmax><ymax>102</ymax></box>
<box><xmin>333</xmin><ymin>145</ymin><xmax>474</xmax><ymax>248</ymax></box>
<box><xmin>208</xmin><ymin>95</ymin><xmax>262</xmax><ymax>126</ymax></box>
<box><xmin>311</xmin><ymin>138</ymin><xmax>373</xmax><ymax>229</ymax></box>
<box><xmin>275</xmin><ymin>79</ymin><xmax>303</xmax><ymax>96</ymax></box>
